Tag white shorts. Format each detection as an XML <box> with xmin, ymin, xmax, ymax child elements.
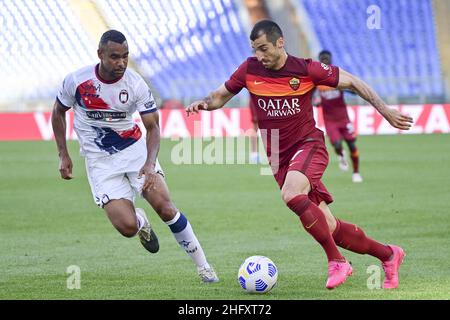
<box><xmin>85</xmin><ymin>139</ymin><xmax>164</xmax><ymax>208</ymax></box>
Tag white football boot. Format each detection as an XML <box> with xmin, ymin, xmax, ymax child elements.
<box><xmin>352</xmin><ymin>173</ymin><xmax>363</xmax><ymax>183</ymax></box>
<box><xmin>198</xmin><ymin>266</ymin><xmax>219</xmax><ymax>283</ymax></box>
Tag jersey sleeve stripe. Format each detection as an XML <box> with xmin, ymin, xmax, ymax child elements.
<box><xmin>224</xmin><ymin>81</ymin><xmax>242</xmax><ymax>95</ymax></box>
<box><xmin>56</xmin><ymin>96</ymin><xmax>71</xmax><ymax>109</ymax></box>
<box><xmin>139</xmin><ymin>108</ymin><xmax>158</xmax><ymax>115</ymax></box>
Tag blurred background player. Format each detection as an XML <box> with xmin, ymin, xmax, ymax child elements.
<box><xmin>315</xmin><ymin>50</ymin><xmax>362</xmax><ymax>183</ymax></box>
<box><xmin>51</xmin><ymin>30</ymin><xmax>218</xmax><ymax>283</ymax></box>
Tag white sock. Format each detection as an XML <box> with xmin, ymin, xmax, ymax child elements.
<box><xmin>135</xmin><ymin>210</ymin><xmax>146</xmax><ymax>232</ymax></box>
<box><xmin>166</xmin><ymin>212</ymin><xmax>210</xmax><ymax>269</ymax></box>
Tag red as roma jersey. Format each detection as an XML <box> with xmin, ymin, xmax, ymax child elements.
<box><xmin>317</xmin><ymin>86</ymin><xmax>350</xmax><ymax>123</ymax></box>
<box><xmin>225</xmin><ymin>55</ymin><xmax>339</xmax><ymax>165</ymax></box>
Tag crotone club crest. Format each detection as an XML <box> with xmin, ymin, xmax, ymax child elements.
<box><xmin>119</xmin><ymin>89</ymin><xmax>129</xmax><ymax>103</ymax></box>
<box><xmin>289</xmin><ymin>77</ymin><xmax>300</xmax><ymax>91</ymax></box>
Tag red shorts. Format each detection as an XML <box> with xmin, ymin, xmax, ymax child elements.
<box><xmin>324</xmin><ymin>120</ymin><xmax>356</xmax><ymax>145</ymax></box>
<box><xmin>273</xmin><ymin>140</ymin><xmax>333</xmax><ymax>205</ymax></box>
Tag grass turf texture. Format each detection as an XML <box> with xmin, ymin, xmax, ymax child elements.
<box><xmin>0</xmin><ymin>134</ymin><xmax>449</xmax><ymax>299</ymax></box>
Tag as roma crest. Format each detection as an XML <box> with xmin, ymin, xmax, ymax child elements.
<box><xmin>289</xmin><ymin>78</ymin><xmax>300</xmax><ymax>91</ymax></box>
<box><xmin>119</xmin><ymin>89</ymin><xmax>129</xmax><ymax>104</ymax></box>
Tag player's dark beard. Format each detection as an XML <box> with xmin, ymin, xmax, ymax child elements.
<box><xmin>268</xmin><ymin>54</ymin><xmax>281</xmax><ymax>70</ymax></box>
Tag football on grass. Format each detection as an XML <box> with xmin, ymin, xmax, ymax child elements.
<box><xmin>238</xmin><ymin>256</ymin><xmax>278</xmax><ymax>293</ymax></box>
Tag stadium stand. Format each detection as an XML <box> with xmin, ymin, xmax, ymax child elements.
<box><xmin>298</xmin><ymin>0</ymin><xmax>445</xmax><ymax>102</ymax></box>
<box><xmin>1</xmin><ymin>0</ymin><xmax>448</xmax><ymax>109</ymax></box>
<box><xmin>0</xmin><ymin>0</ymin><xmax>97</xmax><ymax>106</ymax></box>
<box><xmin>94</xmin><ymin>0</ymin><xmax>251</xmax><ymax>101</ymax></box>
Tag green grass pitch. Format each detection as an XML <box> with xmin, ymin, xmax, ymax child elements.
<box><xmin>0</xmin><ymin>134</ymin><xmax>449</xmax><ymax>299</ymax></box>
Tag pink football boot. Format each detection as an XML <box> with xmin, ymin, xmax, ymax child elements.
<box><xmin>326</xmin><ymin>260</ymin><xmax>353</xmax><ymax>289</ymax></box>
<box><xmin>382</xmin><ymin>245</ymin><xmax>405</xmax><ymax>289</ymax></box>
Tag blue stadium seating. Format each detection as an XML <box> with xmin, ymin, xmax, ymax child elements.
<box><xmin>1</xmin><ymin>0</ymin><xmax>444</xmax><ymax>105</ymax></box>
<box><xmin>95</xmin><ymin>0</ymin><xmax>252</xmax><ymax>101</ymax></box>
<box><xmin>0</xmin><ymin>0</ymin><xmax>97</xmax><ymax>103</ymax></box>
<box><xmin>300</xmin><ymin>0</ymin><xmax>444</xmax><ymax>99</ymax></box>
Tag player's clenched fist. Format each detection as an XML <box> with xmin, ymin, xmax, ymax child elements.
<box><xmin>59</xmin><ymin>155</ymin><xmax>73</xmax><ymax>180</ymax></box>
<box><xmin>185</xmin><ymin>101</ymin><xmax>208</xmax><ymax>117</ymax></box>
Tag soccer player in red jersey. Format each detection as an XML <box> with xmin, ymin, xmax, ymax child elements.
<box><xmin>186</xmin><ymin>21</ymin><xmax>412</xmax><ymax>289</ymax></box>
<box><xmin>315</xmin><ymin>50</ymin><xmax>362</xmax><ymax>183</ymax></box>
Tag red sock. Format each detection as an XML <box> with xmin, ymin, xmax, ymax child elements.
<box><xmin>287</xmin><ymin>195</ymin><xmax>344</xmax><ymax>262</ymax></box>
<box><xmin>350</xmin><ymin>149</ymin><xmax>359</xmax><ymax>173</ymax></box>
<box><xmin>333</xmin><ymin>219</ymin><xmax>393</xmax><ymax>261</ymax></box>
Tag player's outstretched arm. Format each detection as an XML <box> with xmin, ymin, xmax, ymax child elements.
<box><xmin>185</xmin><ymin>84</ymin><xmax>235</xmax><ymax>117</ymax></box>
<box><xmin>337</xmin><ymin>68</ymin><xmax>413</xmax><ymax>130</ymax></box>
<box><xmin>139</xmin><ymin>111</ymin><xmax>161</xmax><ymax>192</ymax></box>
<box><xmin>51</xmin><ymin>100</ymin><xmax>73</xmax><ymax>180</ymax></box>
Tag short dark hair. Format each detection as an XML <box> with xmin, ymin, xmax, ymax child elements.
<box><xmin>319</xmin><ymin>50</ymin><xmax>332</xmax><ymax>58</ymax></box>
<box><xmin>99</xmin><ymin>30</ymin><xmax>127</xmax><ymax>48</ymax></box>
<box><xmin>250</xmin><ymin>20</ymin><xmax>283</xmax><ymax>45</ymax></box>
